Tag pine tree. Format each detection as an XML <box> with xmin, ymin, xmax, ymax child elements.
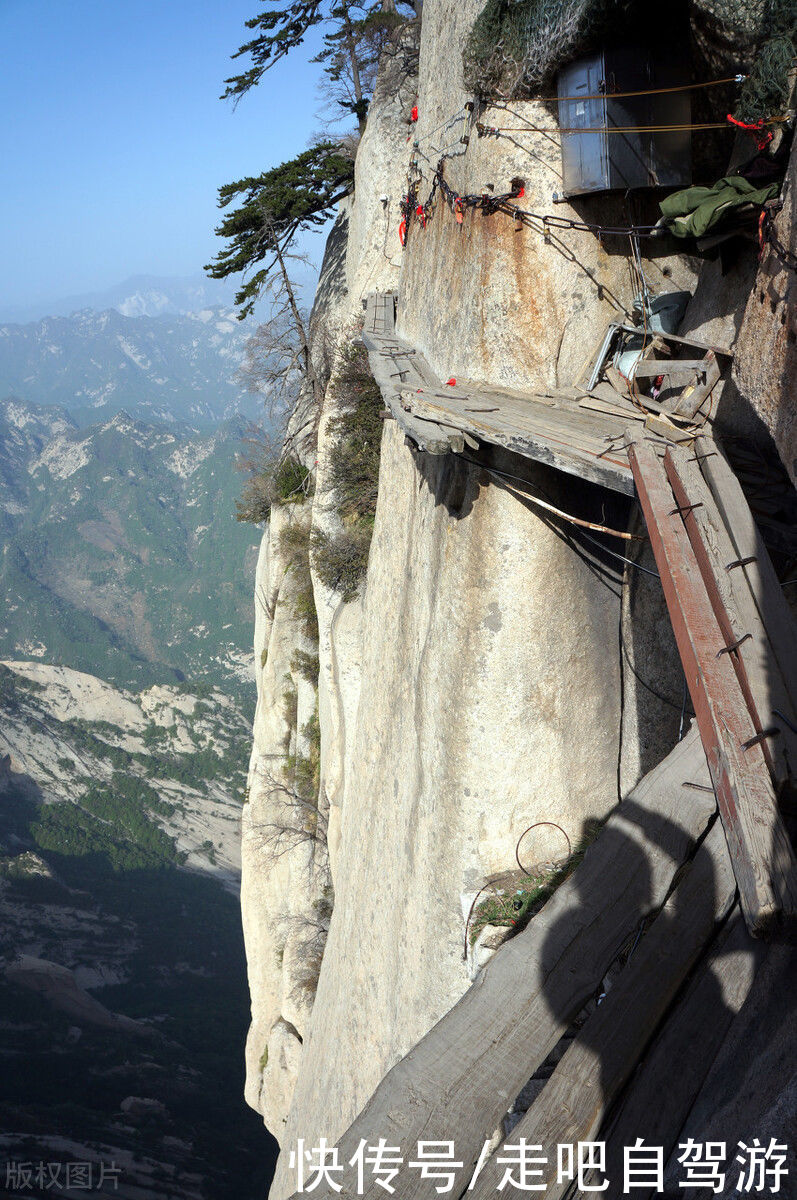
<box><xmin>205</xmin><ymin>142</ymin><xmax>355</xmax><ymax>319</ymax></box>
<box><xmin>221</xmin><ymin>0</ymin><xmax>414</xmax><ymax>123</ymax></box>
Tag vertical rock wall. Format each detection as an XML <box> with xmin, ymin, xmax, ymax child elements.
<box><xmin>397</xmin><ymin>0</ymin><xmax>696</xmax><ymax>391</ymax></box>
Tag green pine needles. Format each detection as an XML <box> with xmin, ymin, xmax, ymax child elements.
<box><xmin>207</xmin><ymin>144</ymin><xmax>355</xmax><ymax>320</ymax></box>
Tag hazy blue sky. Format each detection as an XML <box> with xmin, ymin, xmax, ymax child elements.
<box><xmin>1</xmin><ymin>0</ymin><xmax>330</xmax><ymax>310</ymax></box>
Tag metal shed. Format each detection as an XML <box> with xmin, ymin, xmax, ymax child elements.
<box><xmin>557</xmin><ymin>45</ymin><xmax>692</xmax><ymax>197</ymax></box>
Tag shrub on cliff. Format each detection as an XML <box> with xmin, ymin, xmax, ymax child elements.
<box><xmin>278</xmin><ymin>520</ymin><xmax>320</xmax><ymax>640</ymax></box>
<box><xmin>311</xmin><ymin>525</ymin><xmax>373</xmax><ymax>601</ymax></box>
<box><xmin>313</xmin><ymin>341</ymin><xmax>382</xmax><ymax>600</ymax></box>
<box><xmin>236</xmin><ymin>451</ymin><xmax>313</xmax><ymax>523</ymax></box>
<box><xmin>327</xmin><ymin>343</ymin><xmax>383</xmax><ymax>523</ymax></box>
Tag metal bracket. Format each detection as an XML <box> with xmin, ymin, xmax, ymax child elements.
<box><xmin>717</xmin><ymin>632</ymin><xmax>752</xmax><ymax>658</ymax></box>
<box><xmin>669</xmin><ymin>501</ymin><xmax>704</xmax><ymax>518</ymax></box>
<box><xmin>741</xmin><ymin>727</ymin><xmax>781</xmax><ymax>752</ymax></box>
<box><xmin>726</xmin><ymin>556</ymin><xmax>757</xmax><ymax>570</ymax></box>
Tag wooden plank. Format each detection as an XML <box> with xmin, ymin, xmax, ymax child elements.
<box><xmin>410</xmin><ymin>391</ymin><xmax>632</xmax><ymax>467</ymax></box>
<box><xmin>695</xmin><ymin>434</ymin><xmax>797</xmax><ymax>711</ymax></box>
<box><xmin>627</xmin><ymin>438</ymin><xmax>797</xmax><ymax>938</ymax></box>
<box><xmin>590</xmin><ymin>910</ymin><xmax>764</xmax><ymax>1200</ymax></box>
<box><xmin>672</xmin><ymin>352</ymin><xmax>721</xmax><ymax>420</ymax></box>
<box><xmin>283</xmin><ymin>730</ymin><xmax>716</xmax><ymax>1200</ymax></box>
<box><xmin>399</xmin><ymin>389</ymin><xmax>635</xmax><ymax>495</ymax></box>
<box><xmin>663</xmin><ymin>443</ymin><xmax>797</xmax><ymax>793</ymax></box>
<box><xmin>362</xmin><ymin>331</ymin><xmax>459</xmax><ymax>455</ymax></box>
<box><xmin>634</xmin><ymin>359</ymin><xmax>713</xmax><ymax>378</ymax></box>
<box><xmin>467</xmin><ymin>819</ymin><xmax>736</xmax><ymax>1200</ymax></box>
<box><xmin>362</xmin><ymin>299</ymin><xmax>635</xmax><ymax>493</ymax></box>
<box><xmin>612</xmin><ymin>323</ymin><xmax>734</xmax><ymax>357</ymax></box>
<box><xmin>578</xmin><ymin>395</ymin><xmax>646</xmax><ymax>422</ymax></box>
<box><xmin>643</xmin><ymin>413</ymin><xmax>695</xmax><ymax>443</ymax></box>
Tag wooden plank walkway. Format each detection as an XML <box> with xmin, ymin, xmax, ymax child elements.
<box><xmin>286</xmin><ymin>730</ymin><xmax>718</xmax><ymax>1200</ymax></box>
<box><xmin>466</xmin><ymin>819</ymin><xmax>736</xmax><ymax>1200</ymax></box>
<box><xmin>361</xmin><ymin>292</ymin><xmax>638</xmax><ymax>496</ymax></box>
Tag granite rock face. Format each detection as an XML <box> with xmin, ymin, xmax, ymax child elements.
<box><xmin>731</xmin><ymin>136</ymin><xmax>797</xmax><ymax>486</ymax></box>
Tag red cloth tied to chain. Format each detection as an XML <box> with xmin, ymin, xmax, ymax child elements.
<box><xmin>727</xmin><ymin>113</ymin><xmax>773</xmax><ymax>151</ymax></box>
<box><xmin>411</xmin><ymin>105</ymin><xmax>418</xmax><ymax>122</ymax></box>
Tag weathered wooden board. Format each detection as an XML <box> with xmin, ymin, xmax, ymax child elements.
<box><xmin>628</xmin><ymin>438</ymin><xmax>797</xmax><ymax>938</ymax></box>
<box><xmin>578</xmin><ymin>395</ymin><xmax>646</xmax><ymax>422</ymax></box>
<box><xmin>672</xmin><ymin>352</ymin><xmax>721</xmax><ymax>420</ymax></box>
<box><xmin>664</xmin><ymin>442</ymin><xmax>797</xmax><ymax>793</ymax></box>
<box><xmin>590</xmin><ymin>910</ymin><xmax>764</xmax><ymax>1200</ymax></box>
<box><xmin>284</xmin><ymin>729</ymin><xmax>716</xmax><ymax>1200</ymax></box>
<box><xmin>466</xmin><ymin>819</ymin><xmax>736</xmax><ymax>1200</ymax></box>
<box><xmin>399</xmin><ymin>387</ymin><xmax>635</xmax><ymax>494</ymax></box>
<box><xmin>362</xmin><ymin>330</ymin><xmax>458</xmax><ymax>455</ymax></box>
<box><xmin>634</xmin><ymin>359</ymin><xmax>714</xmax><ymax>378</ymax></box>
<box><xmin>360</xmin><ymin>293</ymin><xmax>636</xmax><ymax>494</ymax></box>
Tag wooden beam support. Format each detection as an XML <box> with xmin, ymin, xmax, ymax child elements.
<box><xmin>663</xmin><ymin>442</ymin><xmax>797</xmax><ymax>793</ymax></box>
<box><xmin>695</xmin><ymin>434</ymin><xmax>797</xmax><ymax>715</ymax></box>
<box><xmin>627</xmin><ymin>438</ymin><xmax>797</xmax><ymax>938</ymax></box>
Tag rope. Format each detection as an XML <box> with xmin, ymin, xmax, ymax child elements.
<box><xmin>455</xmin><ymin>453</ymin><xmax>662</xmax><ymax>580</ymax></box>
<box><xmin>529</xmin><ymin>74</ymin><xmax>747</xmax><ymax>105</ymax></box>
<box><xmin>495</xmin><ymin>477</ymin><xmax>643</xmax><ymax>540</ymax></box>
<box><xmin>453</xmin><ymin>452</ymin><xmax>642</xmax><ymax>541</ymax></box>
<box><xmin>477</xmin><ymin>117</ymin><xmax>789</xmax><ymax>136</ymax></box>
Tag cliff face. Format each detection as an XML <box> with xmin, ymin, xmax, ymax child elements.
<box><xmin>240</xmin><ymin>1</ymin><xmax>795</xmax><ymax>1189</ymax></box>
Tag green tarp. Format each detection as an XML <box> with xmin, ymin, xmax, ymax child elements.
<box><xmin>659</xmin><ymin>175</ymin><xmax>781</xmax><ymax>239</ymax></box>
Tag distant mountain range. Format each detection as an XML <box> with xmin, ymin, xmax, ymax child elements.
<box><xmin>0</xmin><ymin>305</ymin><xmax>264</xmax><ymax>427</ymax></box>
<box><xmin>0</xmin><ymin>274</ymin><xmax>242</xmax><ymax>324</ymax></box>
<box><xmin>0</xmin><ymin>269</ymin><xmax>320</xmax><ymax>325</ymax></box>
<box><xmin>0</xmin><ymin>397</ymin><xmax>261</xmax><ymax>691</ymax></box>
<box><xmin>0</xmin><ymin>284</ymin><xmax>279</xmax><ymax>1193</ymax></box>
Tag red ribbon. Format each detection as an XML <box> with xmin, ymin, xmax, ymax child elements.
<box><xmin>411</xmin><ymin>105</ymin><xmax>418</xmax><ymax>123</ymax></box>
<box><xmin>726</xmin><ymin>113</ymin><xmax>772</xmax><ymax>150</ymax></box>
